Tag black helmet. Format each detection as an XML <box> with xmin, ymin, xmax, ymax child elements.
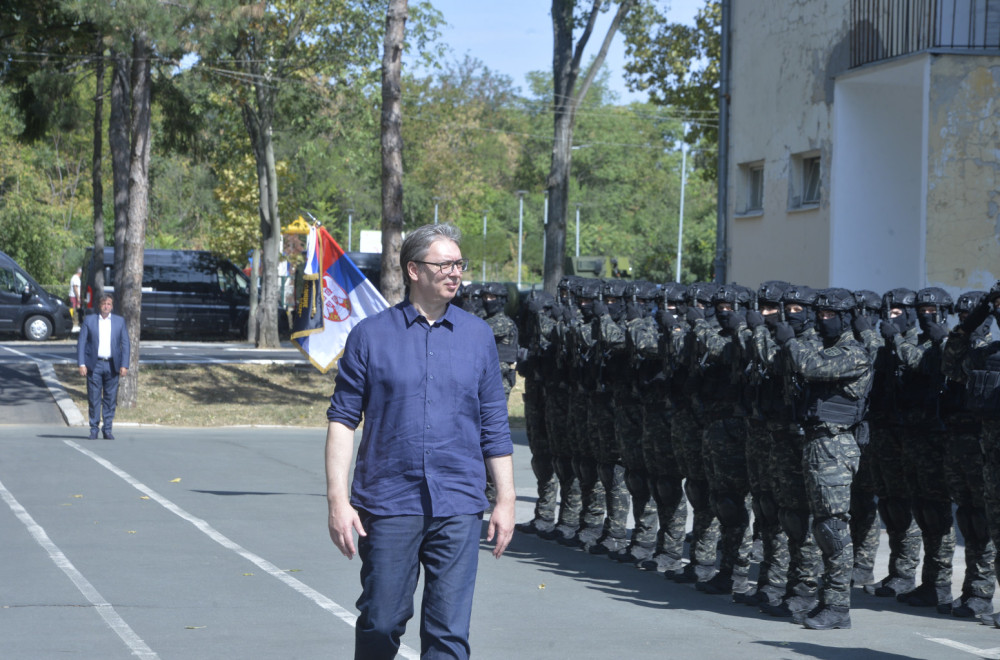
<box><xmin>713</xmin><ymin>283</ymin><xmax>753</xmax><ymax>310</ymax></box>
<box><xmin>915</xmin><ymin>287</ymin><xmax>954</xmax><ymax>314</ymax></box>
<box><xmin>577</xmin><ymin>278</ymin><xmax>602</xmax><ymax>300</ymax></box>
<box><xmin>524</xmin><ymin>289</ymin><xmax>554</xmax><ymax>314</ymax></box>
<box><xmin>853</xmin><ymin>289</ymin><xmax>882</xmax><ymax>316</ymax></box>
<box><xmin>882</xmin><ymin>287</ymin><xmax>917</xmax><ymax>313</ymax></box>
<box><xmin>628</xmin><ymin>280</ymin><xmax>660</xmax><ymax>301</ymax></box>
<box><xmin>686</xmin><ymin>282</ymin><xmax>719</xmax><ymax>306</ymax></box>
<box><xmin>781</xmin><ymin>284</ymin><xmax>816</xmax><ymax>307</ymax></box>
<box><xmin>480</xmin><ymin>281</ymin><xmax>509</xmax><ymax>317</ymax></box>
<box><xmin>814</xmin><ymin>287</ymin><xmax>856</xmax><ymax>312</ymax></box>
<box><xmin>757</xmin><ymin>280</ymin><xmax>791</xmax><ymax>306</ymax></box>
<box><xmin>955</xmin><ymin>290</ymin><xmax>987</xmax><ymax>315</ymax></box>
<box><xmin>660</xmin><ymin>282</ymin><xmax>688</xmax><ymax>305</ymax></box>
<box><xmin>601</xmin><ymin>278</ymin><xmax>629</xmax><ymax>299</ymax></box>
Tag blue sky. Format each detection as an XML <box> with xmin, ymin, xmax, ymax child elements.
<box><xmin>409</xmin><ymin>1</ymin><xmax>705</xmax><ymax>103</ymax></box>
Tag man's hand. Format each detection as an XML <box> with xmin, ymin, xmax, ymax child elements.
<box><xmin>328</xmin><ymin>501</ymin><xmax>366</xmax><ymax>559</ymax></box>
<box><xmin>486</xmin><ymin>498</ymin><xmax>514</xmax><ymax>559</ymax></box>
<box><xmin>880</xmin><ymin>320</ymin><xmax>900</xmax><ymax>340</ymax></box>
<box><xmin>685</xmin><ymin>306</ymin><xmax>704</xmax><ymax>326</ymax></box>
<box><xmin>851</xmin><ymin>313</ymin><xmax>872</xmax><ymax>335</ymax></box>
<box><xmin>774</xmin><ymin>322</ymin><xmax>795</xmax><ymax>346</ymax></box>
<box><xmin>119</xmin><ymin>367</ymin><xmax>128</xmax><ymax>377</ymax></box>
<box><xmin>79</xmin><ymin>365</ymin><xmax>87</xmax><ymax>377</ymax></box>
<box><xmin>745</xmin><ymin>310</ymin><xmax>764</xmax><ymax>329</ymax></box>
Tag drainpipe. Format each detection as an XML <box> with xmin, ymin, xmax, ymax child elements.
<box><xmin>714</xmin><ymin>0</ymin><xmax>732</xmax><ymax>284</ymax></box>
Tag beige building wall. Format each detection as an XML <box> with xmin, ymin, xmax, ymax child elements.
<box><xmin>925</xmin><ymin>55</ymin><xmax>1000</xmax><ymax>293</ymax></box>
<box><xmin>727</xmin><ymin>1</ymin><xmax>850</xmax><ymax>288</ymax></box>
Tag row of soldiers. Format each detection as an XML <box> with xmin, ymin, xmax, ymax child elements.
<box><xmin>504</xmin><ymin>275</ymin><xmax>1000</xmax><ymax>631</ymax></box>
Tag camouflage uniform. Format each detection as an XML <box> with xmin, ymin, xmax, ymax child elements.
<box><xmin>781</xmin><ymin>295</ymin><xmax>873</xmax><ymax>626</ymax></box>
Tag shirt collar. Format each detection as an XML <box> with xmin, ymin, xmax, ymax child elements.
<box><xmin>400</xmin><ymin>296</ymin><xmax>455</xmax><ymax>330</ymax></box>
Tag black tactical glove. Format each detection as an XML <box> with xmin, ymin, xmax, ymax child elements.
<box><xmin>960</xmin><ymin>297</ymin><xmax>993</xmax><ymax>334</ymax></box>
<box><xmin>925</xmin><ymin>321</ymin><xmax>948</xmax><ymax>343</ymax></box>
<box><xmin>851</xmin><ymin>313</ymin><xmax>872</xmax><ymax>335</ymax></box>
<box><xmin>879</xmin><ymin>320</ymin><xmax>900</xmax><ymax>340</ymax></box>
<box><xmin>592</xmin><ymin>300</ymin><xmax>608</xmax><ymax>317</ymax></box>
<box><xmin>626</xmin><ymin>302</ymin><xmax>643</xmax><ymax>321</ymax></box>
<box><xmin>773</xmin><ymin>322</ymin><xmax>795</xmax><ymax>346</ymax></box>
<box><xmin>685</xmin><ymin>306</ymin><xmax>705</xmax><ymax>325</ymax></box>
<box><xmin>764</xmin><ymin>312</ymin><xmax>781</xmax><ymax>331</ymax></box>
<box><xmin>656</xmin><ymin>308</ymin><xmax>676</xmax><ymax>329</ymax></box>
<box><xmin>721</xmin><ymin>311</ymin><xmax>743</xmax><ymax>334</ymax></box>
<box><xmin>745</xmin><ymin>310</ymin><xmax>764</xmax><ymax>329</ymax></box>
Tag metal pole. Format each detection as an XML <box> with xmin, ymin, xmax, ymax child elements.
<box><xmin>516</xmin><ymin>191</ymin><xmax>527</xmax><ymax>289</ymax></box>
<box><xmin>347</xmin><ymin>209</ymin><xmax>354</xmax><ymax>252</ymax></box>
<box><xmin>482</xmin><ymin>210</ymin><xmax>488</xmax><ymax>282</ymax></box>
<box><xmin>676</xmin><ymin>138</ymin><xmax>688</xmax><ymax>283</ymax></box>
<box><xmin>542</xmin><ymin>190</ymin><xmax>549</xmax><ymax>260</ymax></box>
<box><xmin>575</xmin><ymin>204</ymin><xmax>581</xmax><ymax>257</ymax></box>
<box><xmin>433</xmin><ymin>197</ymin><xmax>440</xmax><ymax>225</ymax></box>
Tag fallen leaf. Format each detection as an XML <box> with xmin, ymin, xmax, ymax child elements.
<box><xmin>538</xmin><ymin>584</ymin><xmax>546</xmax><ymax>590</ymax></box>
<box><xmin>284</xmin><ymin>569</ymin><xmax>302</xmax><ymax>573</ymax></box>
<box><xmin>170</xmin><ymin>478</ymin><xmax>182</xmax><ymax>483</ymax></box>
<box><xmin>128</xmin><ymin>531</ymin><xmax>136</xmax><ymax>534</ymax></box>
<box><xmin>73</xmin><ymin>494</ymin><xmax>83</xmax><ymax>499</ymax></box>
<box><xmin>185</xmin><ymin>626</ymin><xmax>206</xmax><ymax>630</ymax></box>
<box><xmin>139</xmin><ymin>496</ymin><xmax>150</xmax><ymax>500</ymax></box>
<box><xmin>243</xmin><ymin>573</ymin><xmax>254</xmax><ymax>576</ymax></box>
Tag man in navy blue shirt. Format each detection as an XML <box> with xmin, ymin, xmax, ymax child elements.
<box><xmin>326</xmin><ymin>223</ymin><xmax>515</xmax><ymax>660</ymax></box>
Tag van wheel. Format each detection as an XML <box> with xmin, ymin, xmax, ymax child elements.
<box><xmin>24</xmin><ymin>315</ymin><xmax>53</xmax><ymax>341</ymax></box>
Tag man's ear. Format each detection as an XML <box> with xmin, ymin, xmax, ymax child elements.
<box><xmin>406</xmin><ymin>260</ymin><xmax>420</xmax><ymax>284</ymax></box>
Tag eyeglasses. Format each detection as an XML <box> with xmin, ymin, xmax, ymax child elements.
<box><xmin>412</xmin><ymin>258</ymin><xmax>469</xmax><ymax>274</ymax></box>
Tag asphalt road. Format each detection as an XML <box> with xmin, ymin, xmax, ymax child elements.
<box><xmin>0</xmin><ymin>338</ymin><xmax>306</xmax><ymax>367</ymax></box>
<box><xmin>3</xmin><ymin>425</ymin><xmax>1000</xmax><ymax>660</ymax></box>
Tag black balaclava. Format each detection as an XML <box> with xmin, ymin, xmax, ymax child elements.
<box><xmin>890</xmin><ymin>307</ymin><xmax>917</xmax><ymax>334</ymax></box>
<box><xmin>483</xmin><ymin>295</ymin><xmax>506</xmax><ymax>318</ymax></box>
<box><xmin>817</xmin><ymin>312</ymin><xmax>845</xmax><ymax>342</ymax></box>
<box><xmin>786</xmin><ymin>307</ymin><xmax>811</xmax><ymax>335</ymax></box>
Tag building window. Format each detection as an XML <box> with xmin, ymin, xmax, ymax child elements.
<box><xmin>790</xmin><ymin>152</ymin><xmax>821</xmax><ymax>209</ymax></box>
<box><xmin>737</xmin><ymin>161</ymin><xmax>764</xmax><ymax>215</ymax></box>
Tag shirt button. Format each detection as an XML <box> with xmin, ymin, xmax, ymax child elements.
<box><xmin>429</xmin><ymin>375</ymin><xmax>435</xmax><ymax>380</ymax></box>
<box><xmin>426</xmin><ymin>424</ymin><xmax>431</xmax><ymax>429</ymax></box>
<box><xmin>425</xmin><ymin>450</ymin><xmax>431</xmax><ymax>454</ymax></box>
<box><xmin>429</xmin><ymin>351</ymin><xmax>434</xmax><ymax>356</ymax></box>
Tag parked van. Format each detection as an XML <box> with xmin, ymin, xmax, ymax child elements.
<box><xmin>0</xmin><ymin>250</ymin><xmax>74</xmax><ymax>341</ymax></box>
<box><xmin>82</xmin><ymin>248</ymin><xmax>250</xmax><ymax>338</ymax></box>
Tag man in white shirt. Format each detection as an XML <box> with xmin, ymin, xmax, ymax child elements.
<box><xmin>77</xmin><ymin>295</ymin><xmax>130</xmax><ymax>439</ymax></box>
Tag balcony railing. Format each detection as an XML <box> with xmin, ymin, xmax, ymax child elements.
<box><xmin>851</xmin><ymin>0</ymin><xmax>1000</xmax><ymax>67</ymax></box>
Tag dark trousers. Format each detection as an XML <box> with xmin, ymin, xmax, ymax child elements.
<box><xmin>87</xmin><ymin>359</ymin><xmax>119</xmax><ymax>433</ymax></box>
<box><xmin>355</xmin><ymin>512</ymin><xmax>482</xmax><ymax>660</ymax></box>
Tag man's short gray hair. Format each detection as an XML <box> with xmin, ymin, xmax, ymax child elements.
<box><xmin>400</xmin><ymin>224</ymin><xmax>462</xmax><ymax>288</ymax></box>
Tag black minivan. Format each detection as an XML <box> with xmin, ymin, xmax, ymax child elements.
<box><xmin>82</xmin><ymin>248</ymin><xmax>250</xmax><ymax>338</ymax></box>
<box><xmin>0</xmin><ymin>250</ymin><xmax>74</xmax><ymax>341</ymax></box>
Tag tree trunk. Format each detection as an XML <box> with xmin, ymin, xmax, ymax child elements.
<box><xmin>380</xmin><ymin>0</ymin><xmax>407</xmax><ymax>305</ymax></box>
<box><xmin>92</xmin><ymin>36</ymin><xmax>105</xmax><ymax>295</ymax></box>
<box><xmin>248</xmin><ymin>247</ymin><xmax>260</xmax><ymax>344</ymax></box>
<box><xmin>118</xmin><ymin>34</ymin><xmax>152</xmax><ymax>409</ymax></box>
<box><xmin>544</xmin><ymin>0</ymin><xmax>632</xmax><ymax>294</ymax></box>
<box><xmin>109</xmin><ymin>49</ymin><xmax>130</xmax><ymax>296</ymax></box>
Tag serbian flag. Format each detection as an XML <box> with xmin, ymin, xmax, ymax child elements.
<box><xmin>291</xmin><ymin>225</ymin><xmax>388</xmax><ymax>373</ymax></box>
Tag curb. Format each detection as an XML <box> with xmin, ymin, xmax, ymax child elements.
<box><xmin>37</xmin><ymin>362</ymin><xmax>86</xmax><ymax>427</ymax></box>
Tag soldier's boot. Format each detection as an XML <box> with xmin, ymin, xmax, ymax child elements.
<box><xmin>589</xmin><ymin>533</ymin><xmax>628</xmax><ymax>556</ymax></box>
<box><xmin>517</xmin><ymin>466</ymin><xmax>559</xmax><ymax>535</ymax></box>
<box><xmin>547</xmin><ymin>522</ymin><xmax>579</xmax><ymax>544</ymax></box>
<box><xmin>901</xmin><ymin>583</ymin><xmax>953</xmax><ymax>614</ymax></box>
<box><xmin>851</xmin><ymin>564</ymin><xmax>875</xmax><ymax>587</ymax></box>
<box><xmin>640</xmin><ymin>552</ymin><xmax>683</xmax><ymax>574</ymax></box>
<box><xmin>761</xmin><ymin>593</ymin><xmax>818</xmax><ymax>623</ymax></box>
<box><xmin>516</xmin><ymin>517</ymin><xmax>556</xmax><ymax>536</ymax></box>
<box><xmin>803</xmin><ymin>604</ymin><xmax>851</xmax><ymax>630</ymax></box>
<box><xmin>871</xmin><ymin>498</ymin><xmax>921</xmax><ymax>597</ymax></box>
<box><xmin>953</xmin><ymin>595</ymin><xmax>994</xmax><ymax>618</ymax></box>
<box><xmin>670</xmin><ymin>562</ymin><xmax>716</xmax><ymax>584</ymax></box>
<box><xmin>696</xmin><ymin>569</ymin><xmax>748</xmax><ymax>596</ymax></box>
<box><xmin>610</xmin><ymin>542</ymin><xmax>655</xmax><ymax>563</ymax></box>
<box><xmin>565</xmin><ymin>524</ymin><xmax>603</xmax><ymax>549</ymax></box>
<box><xmin>872</xmin><ymin>574</ymin><xmax>917</xmax><ymax>598</ymax></box>
<box><xmin>736</xmin><ymin>584</ymin><xmax>784</xmax><ymax>608</ymax></box>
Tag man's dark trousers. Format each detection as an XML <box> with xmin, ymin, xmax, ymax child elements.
<box><xmin>355</xmin><ymin>512</ymin><xmax>482</xmax><ymax>660</ymax></box>
<box><xmin>87</xmin><ymin>358</ymin><xmax>119</xmax><ymax>434</ymax></box>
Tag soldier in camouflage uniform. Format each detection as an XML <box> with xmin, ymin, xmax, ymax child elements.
<box><xmin>869</xmin><ymin>288</ymin><xmax>923</xmax><ymax>599</ymax></box>
<box><xmin>563</xmin><ymin>278</ymin><xmax>608</xmax><ymax>549</ymax></box>
<box><xmin>515</xmin><ymin>290</ymin><xmax>560</xmax><ymax>537</ymax></box>
<box><xmin>668</xmin><ymin>283</ymin><xmax>722</xmax><ymax>584</ymax></box>
<box><xmin>478</xmin><ymin>282</ymin><xmax>518</xmax><ymax>508</ymax></box>
<box><xmin>848</xmin><ymin>290</ymin><xmax>883</xmax><ymax>588</ymax></box>
<box><xmin>945</xmin><ymin>283</ymin><xmax>1000</xmax><ymax>627</ymax></box>
<box><xmin>740</xmin><ymin>281</ymin><xmax>791</xmax><ymax>609</ymax></box>
<box><xmin>756</xmin><ymin>285</ymin><xmax>824</xmax><ymax>623</ymax></box>
<box><xmin>941</xmin><ymin>290</ymin><xmax>996</xmax><ymax>618</ymax></box>
<box><xmin>539</xmin><ymin>277</ymin><xmax>584</xmax><ymax>544</ymax></box>
<box><xmin>585</xmin><ymin>278</ymin><xmax>632</xmax><ymax>556</ymax></box>
<box><xmin>881</xmin><ymin>287</ymin><xmax>956</xmax><ymax>613</ymax></box>
<box><xmin>775</xmin><ymin>287</ymin><xmax>873</xmax><ymax>630</ymax></box>
<box><xmin>635</xmin><ymin>283</ymin><xmax>690</xmax><ymax>574</ymax></box>
<box><xmin>690</xmin><ymin>284</ymin><xmax>756</xmax><ymax>597</ymax></box>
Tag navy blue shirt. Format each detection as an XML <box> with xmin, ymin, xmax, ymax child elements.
<box><xmin>327</xmin><ymin>298</ymin><xmax>513</xmax><ymax>517</ymax></box>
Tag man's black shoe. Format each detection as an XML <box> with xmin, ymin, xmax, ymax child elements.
<box><xmin>900</xmin><ymin>582</ymin><xmax>951</xmax><ymax>613</ymax></box>
<box><xmin>103</xmin><ymin>431</ymin><xmax>115</xmax><ymax>440</ymax></box>
<box><xmin>953</xmin><ymin>595</ymin><xmax>993</xmax><ymax>618</ymax></box>
<box><xmin>803</xmin><ymin>604</ymin><xmax>851</xmax><ymax>630</ymax></box>
<box><xmin>88</xmin><ymin>429</ymin><xmax>99</xmax><ymax>440</ymax></box>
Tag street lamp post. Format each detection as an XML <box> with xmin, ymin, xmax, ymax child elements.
<box><xmin>346</xmin><ymin>209</ymin><xmax>354</xmax><ymax>252</ymax></box>
<box><xmin>575</xmin><ymin>204</ymin><xmax>581</xmax><ymax>257</ymax></box>
<box><xmin>482</xmin><ymin>210</ymin><xmax>488</xmax><ymax>282</ymax></box>
<box><xmin>542</xmin><ymin>190</ymin><xmax>549</xmax><ymax>262</ymax></box>
<box><xmin>516</xmin><ymin>191</ymin><xmax>527</xmax><ymax>289</ymax></box>
<box><xmin>676</xmin><ymin>132</ymin><xmax>688</xmax><ymax>283</ymax></box>
<box><xmin>433</xmin><ymin>196</ymin><xmax>441</xmax><ymax>225</ymax></box>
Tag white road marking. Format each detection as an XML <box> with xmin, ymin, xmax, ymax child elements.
<box><xmin>1</xmin><ymin>346</ymin><xmax>31</xmax><ymax>358</ymax></box>
<box><xmin>0</xmin><ymin>476</ymin><xmax>159</xmax><ymax>660</ymax></box>
<box><xmin>64</xmin><ymin>440</ymin><xmax>421</xmax><ymax>660</ymax></box>
<box><xmin>922</xmin><ymin>634</ymin><xmax>1000</xmax><ymax>659</ymax></box>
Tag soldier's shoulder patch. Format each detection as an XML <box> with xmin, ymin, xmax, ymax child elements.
<box><xmin>821</xmin><ymin>347</ymin><xmax>843</xmax><ymax>358</ymax></box>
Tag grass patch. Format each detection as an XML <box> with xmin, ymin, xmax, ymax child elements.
<box><xmin>53</xmin><ymin>363</ymin><xmax>526</xmax><ymax>429</ymax></box>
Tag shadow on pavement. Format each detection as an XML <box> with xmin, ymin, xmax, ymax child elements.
<box><xmin>0</xmin><ymin>363</ymin><xmax>64</xmax><ymax>425</ymax></box>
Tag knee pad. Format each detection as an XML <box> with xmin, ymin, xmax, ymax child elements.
<box><xmin>684</xmin><ymin>479</ymin><xmax>711</xmax><ymax>511</ymax></box>
<box><xmin>813</xmin><ymin>515</ymin><xmax>850</xmax><ymax>556</ymax></box>
<box><xmin>530</xmin><ymin>454</ymin><xmax>555</xmax><ymax>482</ymax></box>
<box><xmin>779</xmin><ymin>508</ymin><xmax>810</xmax><ymax>545</ymax></box>
<box><xmin>758</xmin><ymin>491</ymin><xmax>780</xmax><ymax>528</ymax></box>
<box><xmin>877</xmin><ymin>497</ymin><xmax>912</xmax><ymax>534</ymax></box>
<box><xmin>713</xmin><ymin>492</ymin><xmax>749</xmax><ymax>528</ymax></box>
<box><xmin>956</xmin><ymin>505</ymin><xmax>990</xmax><ymax>547</ymax></box>
<box><xmin>655</xmin><ymin>476</ymin><xmax>683</xmax><ymax>509</ymax></box>
<box><xmin>914</xmin><ymin>499</ymin><xmax>953</xmax><ymax>537</ymax></box>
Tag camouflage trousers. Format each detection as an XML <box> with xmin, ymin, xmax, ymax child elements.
<box><xmin>672</xmin><ymin>405</ymin><xmax>720</xmax><ymax>569</ymax></box>
<box><xmin>980</xmin><ymin>425</ymin><xmax>1000</xmax><ymax>591</ymax></box>
<box><xmin>747</xmin><ymin>419</ymin><xmax>789</xmax><ymax>596</ymax></box>
<box><xmin>614</xmin><ymin>387</ymin><xmax>656</xmax><ymax>546</ymax></box>
<box><xmin>703</xmin><ymin>416</ymin><xmax>753</xmax><ymax>578</ymax></box>
<box><xmin>850</xmin><ymin>436</ymin><xmax>882</xmax><ymax>577</ymax></box>
<box><xmin>544</xmin><ymin>384</ymin><xmax>582</xmax><ymax>528</ymax></box>
<box><xmin>569</xmin><ymin>389</ymin><xmax>607</xmax><ymax>534</ymax></box>
<box><xmin>870</xmin><ymin>422</ymin><xmax>922</xmax><ymax>582</ymax></box>
<box><xmin>523</xmin><ymin>379</ymin><xmax>558</xmax><ymax>523</ymax></box>
<box><xmin>769</xmin><ymin>424</ymin><xmax>822</xmax><ymax>599</ymax></box>
<box><xmin>642</xmin><ymin>389</ymin><xmax>687</xmax><ymax>561</ymax></box>
<box><xmin>802</xmin><ymin>424</ymin><xmax>860</xmax><ymax>609</ymax></box>
<box><xmin>909</xmin><ymin>426</ymin><xmax>956</xmax><ymax>589</ymax></box>
<box><xmin>944</xmin><ymin>420</ymin><xmax>995</xmax><ymax>600</ymax></box>
<box><xmin>591</xmin><ymin>390</ymin><xmax>628</xmax><ymax>539</ymax></box>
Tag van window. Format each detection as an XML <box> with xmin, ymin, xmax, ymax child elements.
<box><xmin>0</xmin><ymin>268</ymin><xmax>17</xmax><ymax>294</ymax></box>
<box><xmin>217</xmin><ymin>263</ymin><xmax>248</xmax><ymax>295</ymax></box>
<box><xmin>151</xmin><ymin>265</ymin><xmax>217</xmax><ymax>293</ymax></box>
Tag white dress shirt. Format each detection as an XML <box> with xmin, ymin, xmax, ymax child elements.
<box><xmin>98</xmin><ymin>315</ymin><xmax>112</xmax><ymax>359</ymax></box>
